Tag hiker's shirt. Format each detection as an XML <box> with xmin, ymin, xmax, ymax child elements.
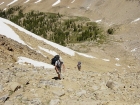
<box><xmin>55</xmin><ymin>60</ymin><xmax>62</xmax><ymax>70</ymax></box>
<box><xmin>77</xmin><ymin>64</ymin><xmax>81</xmax><ymax>69</ymax></box>
<box><xmin>77</xmin><ymin>64</ymin><xmax>81</xmax><ymax>67</ymax></box>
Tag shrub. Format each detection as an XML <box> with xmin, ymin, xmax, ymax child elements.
<box><xmin>107</xmin><ymin>28</ymin><xmax>115</xmax><ymax>34</ymax></box>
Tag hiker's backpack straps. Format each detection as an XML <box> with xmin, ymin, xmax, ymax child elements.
<box><xmin>51</xmin><ymin>55</ymin><xmax>60</xmax><ymax>66</ymax></box>
<box><xmin>56</xmin><ymin>59</ymin><xmax>63</xmax><ymax>68</ymax></box>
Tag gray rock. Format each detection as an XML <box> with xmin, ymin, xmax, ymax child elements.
<box><xmin>106</xmin><ymin>81</ymin><xmax>115</xmax><ymax>89</ymax></box>
<box><xmin>29</xmin><ymin>98</ymin><xmax>41</xmax><ymax>105</ymax></box>
<box><xmin>0</xmin><ymin>84</ymin><xmax>3</xmax><ymax>92</ymax></box>
<box><xmin>0</xmin><ymin>92</ymin><xmax>9</xmax><ymax>103</ymax></box>
<box><xmin>53</xmin><ymin>91</ymin><xmax>65</xmax><ymax>97</ymax></box>
<box><xmin>76</xmin><ymin>90</ymin><xmax>86</xmax><ymax>97</ymax></box>
<box><xmin>8</xmin><ymin>82</ymin><xmax>21</xmax><ymax>92</ymax></box>
<box><xmin>4</xmin><ymin>101</ymin><xmax>14</xmax><ymax>105</ymax></box>
<box><xmin>49</xmin><ymin>99</ymin><xmax>60</xmax><ymax>105</ymax></box>
<box><xmin>92</xmin><ymin>85</ymin><xmax>100</xmax><ymax>91</ymax></box>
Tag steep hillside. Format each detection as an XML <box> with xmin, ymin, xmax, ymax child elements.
<box><xmin>0</xmin><ymin>1</ymin><xmax>140</xmax><ymax>105</ymax></box>
<box><xmin>0</xmin><ymin>0</ymin><xmax>140</xmax><ymax>24</ymax></box>
<box><xmin>0</xmin><ymin>0</ymin><xmax>139</xmax><ymax>85</ymax></box>
<box><xmin>0</xmin><ymin>24</ymin><xmax>117</xmax><ymax>72</ymax></box>
<box><xmin>0</xmin><ymin>0</ymin><xmax>140</xmax><ymax>63</ymax></box>
<box><xmin>1</xmin><ymin>64</ymin><xmax>140</xmax><ymax>105</ymax></box>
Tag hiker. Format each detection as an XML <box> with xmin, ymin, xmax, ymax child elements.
<box><xmin>77</xmin><ymin>61</ymin><xmax>81</xmax><ymax>71</ymax></box>
<box><xmin>54</xmin><ymin>56</ymin><xmax>65</xmax><ymax>79</ymax></box>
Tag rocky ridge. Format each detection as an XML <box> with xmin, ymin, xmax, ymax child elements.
<box><xmin>0</xmin><ymin>64</ymin><xmax>140</xmax><ymax>105</ymax></box>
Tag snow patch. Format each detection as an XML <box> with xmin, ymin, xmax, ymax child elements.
<box><xmin>7</xmin><ymin>0</ymin><xmax>18</xmax><ymax>6</ymax></box>
<box><xmin>0</xmin><ymin>2</ymin><xmax>4</xmax><ymax>5</ymax></box>
<box><xmin>131</xmin><ymin>48</ymin><xmax>137</xmax><ymax>52</ymax></box>
<box><xmin>24</xmin><ymin>0</ymin><xmax>30</xmax><ymax>3</ymax></box>
<box><xmin>35</xmin><ymin>0</ymin><xmax>42</xmax><ymax>3</ymax></box>
<box><xmin>27</xmin><ymin>45</ymin><xmax>33</xmax><ymax>49</ymax></box>
<box><xmin>115</xmin><ymin>58</ymin><xmax>120</xmax><ymax>61</ymax></box>
<box><xmin>71</xmin><ymin>0</ymin><xmax>75</xmax><ymax>3</ymax></box>
<box><xmin>17</xmin><ymin>57</ymin><xmax>54</xmax><ymax>69</ymax></box>
<box><xmin>102</xmin><ymin>59</ymin><xmax>110</xmax><ymax>62</ymax></box>
<box><xmin>95</xmin><ymin>19</ymin><xmax>102</xmax><ymax>23</ymax></box>
<box><xmin>115</xmin><ymin>63</ymin><xmax>121</xmax><ymax>66</ymax></box>
<box><xmin>52</xmin><ymin>0</ymin><xmax>61</xmax><ymax>6</ymax></box>
<box><xmin>131</xmin><ymin>18</ymin><xmax>140</xmax><ymax>23</ymax></box>
<box><xmin>87</xmin><ymin>4</ymin><xmax>91</xmax><ymax>10</ymax></box>
<box><xmin>3</xmin><ymin>8</ymin><xmax>7</xmax><ymax>11</ymax></box>
<box><xmin>0</xmin><ymin>18</ymin><xmax>26</xmax><ymax>45</ymax></box>
<box><xmin>127</xmin><ymin>66</ymin><xmax>131</xmax><ymax>68</ymax></box>
<box><xmin>76</xmin><ymin>52</ymin><xmax>97</xmax><ymax>59</ymax></box>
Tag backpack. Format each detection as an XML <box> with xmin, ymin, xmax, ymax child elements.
<box><xmin>78</xmin><ymin>62</ymin><xmax>81</xmax><ymax>65</ymax></box>
<box><xmin>51</xmin><ymin>55</ymin><xmax>60</xmax><ymax>66</ymax></box>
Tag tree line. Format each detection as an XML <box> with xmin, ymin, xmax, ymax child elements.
<box><xmin>0</xmin><ymin>6</ymin><xmax>108</xmax><ymax>46</ymax></box>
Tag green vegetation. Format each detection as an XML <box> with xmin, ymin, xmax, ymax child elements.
<box><xmin>0</xmin><ymin>6</ymin><xmax>109</xmax><ymax>46</ymax></box>
<box><xmin>107</xmin><ymin>28</ymin><xmax>115</xmax><ymax>35</ymax></box>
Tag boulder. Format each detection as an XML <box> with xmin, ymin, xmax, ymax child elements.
<box><xmin>8</xmin><ymin>82</ymin><xmax>21</xmax><ymax>92</ymax></box>
<box><xmin>106</xmin><ymin>81</ymin><xmax>115</xmax><ymax>89</ymax></box>
<box><xmin>52</xmin><ymin>90</ymin><xmax>65</xmax><ymax>97</ymax></box>
<box><xmin>0</xmin><ymin>92</ymin><xmax>9</xmax><ymax>103</ymax></box>
<box><xmin>49</xmin><ymin>99</ymin><xmax>60</xmax><ymax>105</ymax></box>
<box><xmin>76</xmin><ymin>90</ymin><xmax>86</xmax><ymax>97</ymax></box>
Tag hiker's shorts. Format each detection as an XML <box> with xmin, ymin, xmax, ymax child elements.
<box><xmin>57</xmin><ymin>67</ymin><xmax>61</xmax><ymax>73</ymax></box>
<box><xmin>77</xmin><ymin>65</ymin><xmax>81</xmax><ymax>70</ymax></box>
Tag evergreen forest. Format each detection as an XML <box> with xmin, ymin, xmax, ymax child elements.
<box><xmin>0</xmin><ymin>6</ymin><xmax>109</xmax><ymax>46</ymax></box>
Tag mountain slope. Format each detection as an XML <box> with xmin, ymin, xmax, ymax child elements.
<box><xmin>0</xmin><ymin>28</ymin><xmax>140</xmax><ymax>104</ymax></box>
<box><xmin>0</xmin><ymin>17</ymin><xmax>120</xmax><ymax>72</ymax></box>
<box><xmin>0</xmin><ymin>1</ymin><xmax>140</xmax><ymax>105</ymax></box>
<box><xmin>0</xmin><ymin>0</ymin><xmax>140</xmax><ymax>24</ymax></box>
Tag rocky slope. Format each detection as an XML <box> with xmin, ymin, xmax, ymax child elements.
<box><xmin>0</xmin><ymin>0</ymin><xmax>140</xmax><ymax>24</ymax></box>
<box><xmin>0</xmin><ymin>20</ymin><xmax>140</xmax><ymax>105</ymax></box>
<box><xmin>0</xmin><ymin>64</ymin><xmax>140</xmax><ymax>105</ymax></box>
